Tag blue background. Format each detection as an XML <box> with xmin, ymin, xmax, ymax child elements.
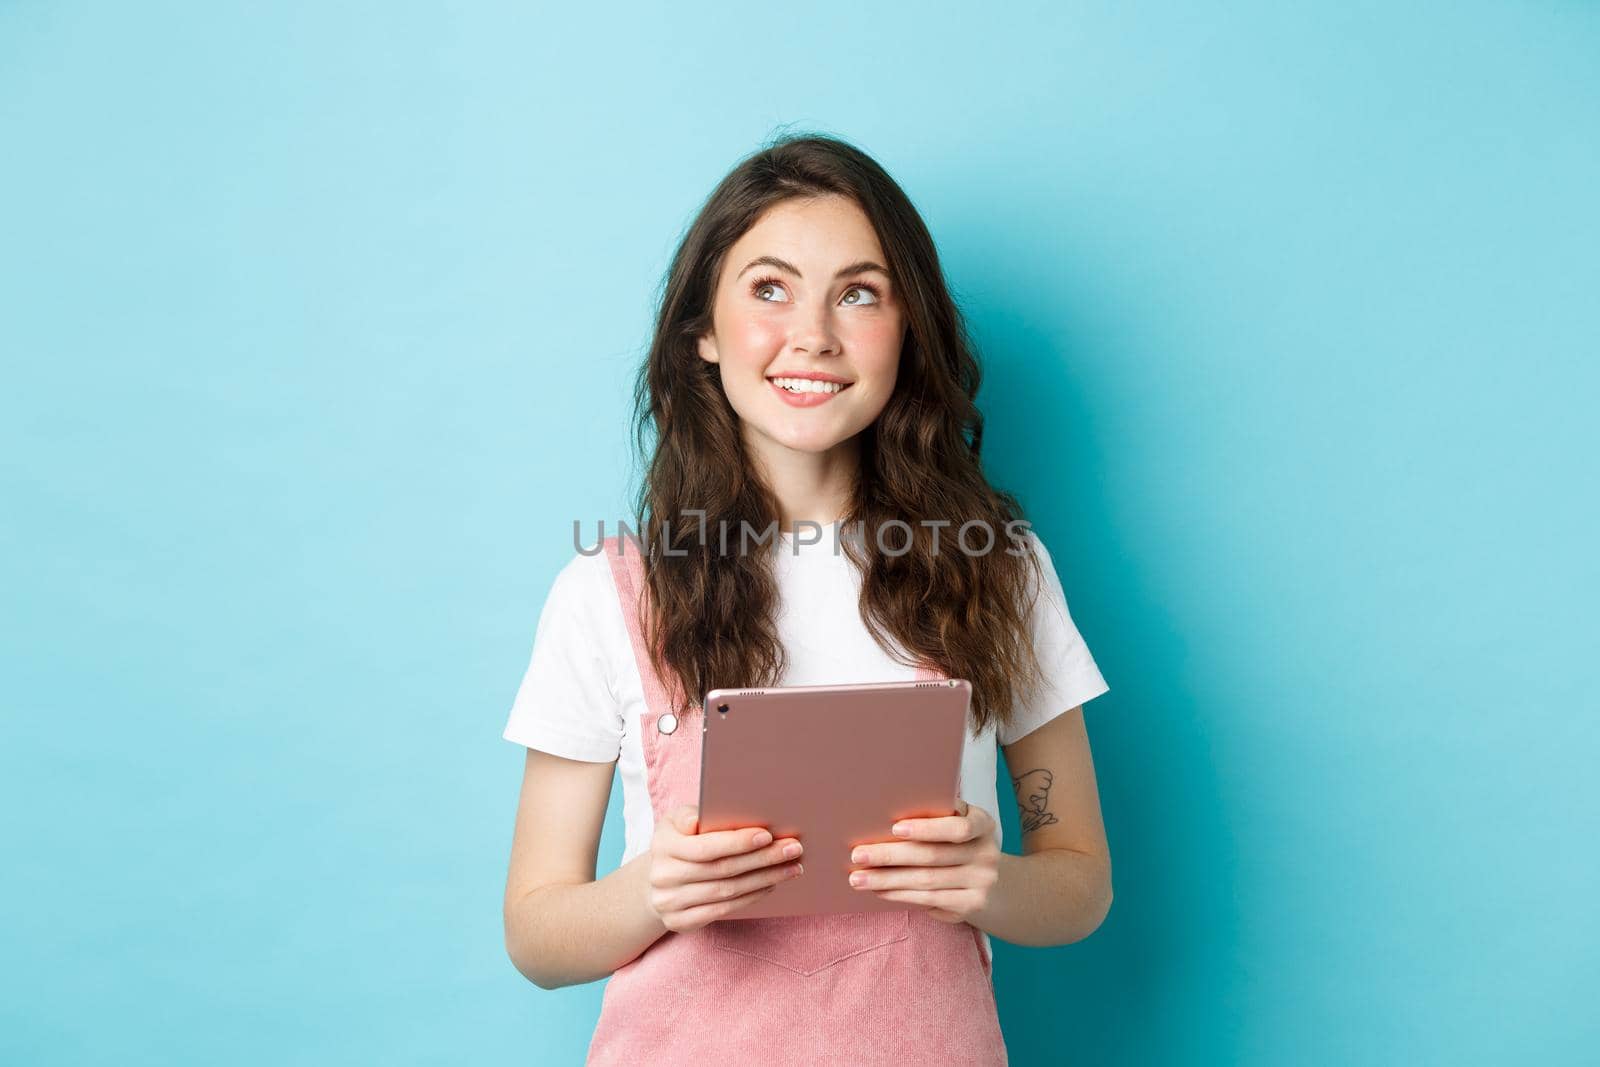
<box><xmin>3</xmin><ymin>3</ymin><xmax>1595</xmax><ymax>1063</ymax></box>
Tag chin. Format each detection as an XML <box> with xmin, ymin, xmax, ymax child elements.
<box><xmin>777</xmin><ymin>434</ymin><xmax>847</xmax><ymax>454</ymax></box>
<box><xmin>753</xmin><ymin>424</ymin><xmax>849</xmax><ymax>454</ymax></box>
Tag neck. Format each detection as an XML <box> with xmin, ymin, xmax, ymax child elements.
<box><xmin>744</xmin><ymin>429</ymin><xmax>860</xmax><ymax>535</ymax></box>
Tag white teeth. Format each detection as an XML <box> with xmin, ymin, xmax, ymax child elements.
<box><xmin>770</xmin><ymin>377</ymin><xmax>846</xmax><ymax>394</ymax></box>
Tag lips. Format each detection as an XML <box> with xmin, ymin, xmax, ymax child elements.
<box><xmin>767</xmin><ymin>377</ymin><xmax>851</xmax><ymax>407</ymax></box>
<box><xmin>765</xmin><ymin>374</ymin><xmax>854</xmax><ymax>385</ymax></box>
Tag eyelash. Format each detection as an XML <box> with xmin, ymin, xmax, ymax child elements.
<box><xmin>748</xmin><ymin>275</ymin><xmax>883</xmax><ymax>304</ymax></box>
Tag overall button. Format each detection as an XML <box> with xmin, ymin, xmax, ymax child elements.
<box><xmin>657</xmin><ymin>713</ymin><xmax>678</xmax><ymax>735</ymax></box>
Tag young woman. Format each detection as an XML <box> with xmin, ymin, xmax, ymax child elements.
<box><xmin>501</xmin><ymin>133</ymin><xmax>1114</xmax><ymax>1064</ymax></box>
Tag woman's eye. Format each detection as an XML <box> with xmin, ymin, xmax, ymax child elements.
<box><xmin>750</xmin><ymin>278</ymin><xmax>880</xmax><ymax>306</ymax></box>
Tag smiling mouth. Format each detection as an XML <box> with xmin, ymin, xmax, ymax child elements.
<box><xmin>766</xmin><ymin>376</ymin><xmax>854</xmax><ymax>395</ymax></box>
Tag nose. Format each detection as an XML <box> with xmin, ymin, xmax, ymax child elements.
<box><xmin>789</xmin><ymin>300</ymin><xmax>842</xmax><ymax>358</ymax></box>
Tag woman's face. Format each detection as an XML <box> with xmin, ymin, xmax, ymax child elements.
<box><xmin>698</xmin><ymin>194</ymin><xmax>907</xmax><ymax>463</ymax></box>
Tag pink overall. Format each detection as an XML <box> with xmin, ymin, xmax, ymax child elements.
<box><xmin>587</xmin><ymin>535</ymin><xmax>1008</xmax><ymax>1065</ymax></box>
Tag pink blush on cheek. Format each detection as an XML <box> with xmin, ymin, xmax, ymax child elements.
<box><xmin>724</xmin><ymin>322</ymin><xmax>786</xmax><ymax>369</ymax></box>
<box><xmin>843</xmin><ymin>316</ymin><xmax>905</xmax><ymax>357</ymax></box>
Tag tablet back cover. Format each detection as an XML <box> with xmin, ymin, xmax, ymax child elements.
<box><xmin>696</xmin><ymin>678</ymin><xmax>971</xmax><ymax>920</ymax></box>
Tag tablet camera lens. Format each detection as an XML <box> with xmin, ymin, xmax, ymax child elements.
<box><xmin>717</xmin><ymin>703</ymin><xmax>729</xmax><ymax>714</ymax></box>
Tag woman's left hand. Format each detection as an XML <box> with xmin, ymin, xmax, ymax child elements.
<box><xmin>847</xmin><ymin>796</ymin><xmax>1000</xmax><ymax>924</ymax></box>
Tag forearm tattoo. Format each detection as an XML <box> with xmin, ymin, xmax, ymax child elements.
<box><xmin>1011</xmin><ymin>768</ymin><xmax>1058</xmax><ymax>835</ymax></box>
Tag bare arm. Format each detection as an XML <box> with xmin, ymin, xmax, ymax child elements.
<box><xmin>501</xmin><ymin>748</ymin><xmax>666</xmax><ymax>989</ymax></box>
<box><xmin>969</xmin><ymin>706</ymin><xmax>1114</xmax><ymax>946</ymax></box>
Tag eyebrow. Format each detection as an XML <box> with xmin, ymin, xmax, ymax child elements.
<box><xmin>735</xmin><ymin>255</ymin><xmax>891</xmax><ymax>282</ymax></box>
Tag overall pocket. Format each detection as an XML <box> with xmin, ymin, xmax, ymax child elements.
<box><xmin>707</xmin><ymin>909</ymin><xmax>910</xmax><ymax>976</ymax></box>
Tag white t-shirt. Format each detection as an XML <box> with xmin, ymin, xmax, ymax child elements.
<box><xmin>502</xmin><ymin>524</ymin><xmax>1110</xmax><ymax>970</ymax></box>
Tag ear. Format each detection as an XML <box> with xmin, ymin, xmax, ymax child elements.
<box><xmin>696</xmin><ymin>331</ymin><xmax>720</xmax><ymax>365</ymax></box>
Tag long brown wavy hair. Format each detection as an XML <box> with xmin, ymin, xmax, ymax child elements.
<box><xmin>624</xmin><ymin>131</ymin><xmax>1050</xmax><ymax>739</ymax></box>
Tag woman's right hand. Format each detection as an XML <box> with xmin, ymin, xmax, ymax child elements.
<box><xmin>644</xmin><ymin>804</ymin><xmax>805</xmax><ymax>932</ymax></box>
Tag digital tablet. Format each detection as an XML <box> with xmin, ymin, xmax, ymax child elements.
<box><xmin>696</xmin><ymin>677</ymin><xmax>972</xmax><ymax>920</ymax></box>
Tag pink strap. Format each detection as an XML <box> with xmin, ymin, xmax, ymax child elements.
<box><xmin>602</xmin><ymin>534</ymin><xmax>689</xmax><ymax>720</ymax></box>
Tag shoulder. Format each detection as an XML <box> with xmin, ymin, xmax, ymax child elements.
<box><xmin>1004</xmin><ymin>523</ymin><xmax>1053</xmax><ymax>586</ymax></box>
<box><xmin>544</xmin><ymin>544</ymin><xmax>625</xmax><ymax>625</ymax></box>
<box><xmin>555</xmin><ymin>541</ymin><xmax>619</xmax><ymax>588</ymax></box>
<box><xmin>1008</xmin><ymin>525</ymin><xmax>1074</xmax><ymax>626</ymax></box>
<box><xmin>1011</xmin><ymin>524</ymin><xmax>1046</xmax><ymax>559</ymax></box>
<box><xmin>525</xmin><ymin>545</ymin><xmax>630</xmax><ymax>669</ymax></box>
<box><xmin>529</xmin><ymin>545</ymin><xmax>632</xmax><ymax>695</ymax></box>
